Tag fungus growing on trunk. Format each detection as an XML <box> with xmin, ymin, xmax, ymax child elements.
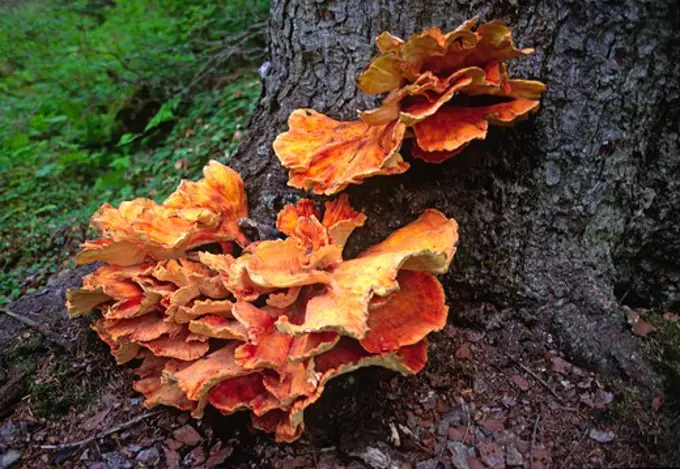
<box><xmin>68</xmin><ymin>163</ymin><xmax>458</xmax><ymax>440</ymax></box>
<box><xmin>76</xmin><ymin>161</ymin><xmax>248</xmax><ymax>265</ymax></box>
<box><xmin>273</xmin><ymin>18</ymin><xmax>546</xmax><ymax>193</ymax></box>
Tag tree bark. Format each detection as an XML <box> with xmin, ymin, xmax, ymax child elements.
<box><xmin>229</xmin><ymin>0</ymin><xmax>680</xmax><ymax>386</ymax></box>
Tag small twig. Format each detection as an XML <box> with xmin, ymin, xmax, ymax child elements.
<box><xmin>505</xmin><ymin>354</ymin><xmax>562</xmax><ymax>402</ymax></box>
<box><xmin>1</xmin><ymin>308</ymin><xmax>71</xmax><ymax>351</ymax></box>
<box><xmin>560</xmin><ymin>428</ymin><xmax>588</xmax><ymax>469</ymax></box>
<box><xmin>518</xmin><ymin>362</ymin><xmax>562</xmax><ymax>401</ymax></box>
<box><xmin>40</xmin><ymin>410</ymin><xmax>163</xmax><ymax>451</ymax></box>
<box><xmin>530</xmin><ymin>414</ymin><xmax>541</xmax><ymax>469</ymax></box>
<box><xmin>462</xmin><ymin>400</ymin><xmax>472</xmax><ymax>444</ymax></box>
<box><xmin>397</xmin><ymin>424</ymin><xmax>434</xmax><ymax>455</ymax></box>
<box><xmin>182</xmin><ymin>22</ymin><xmax>266</xmax><ymax>97</ymax></box>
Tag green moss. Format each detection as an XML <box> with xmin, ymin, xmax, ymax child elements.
<box><xmin>1</xmin><ymin>332</ymin><xmax>112</xmax><ymax>417</ymax></box>
<box><xmin>29</xmin><ymin>359</ymin><xmax>110</xmax><ymax>418</ymax></box>
<box><xmin>648</xmin><ymin>314</ymin><xmax>680</xmax><ymax>414</ymax></box>
<box><xmin>1</xmin><ymin>334</ymin><xmax>46</xmax><ymax>374</ymax></box>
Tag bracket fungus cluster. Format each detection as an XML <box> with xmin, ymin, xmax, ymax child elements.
<box><xmin>67</xmin><ymin>17</ymin><xmax>544</xmax><ymax>445</ymax></box>
<box><xmin>68</xmin><ymin>161</ymin><xmax>459</xmax><ymax>442</ymax></box>
<box><xmin>274</xmin><ymin>17</ymin><xmax>546</xmax><ymax>194</ymax></box>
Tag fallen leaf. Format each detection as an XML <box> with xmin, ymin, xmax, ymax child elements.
<box><xmin>473</xmin><ymin>376</ymin><xmax>487</xmax><ymax>394</ymax></box>
<box><xmin>501</xmin><ymin>395</ymin><xmax>516</xmax><ymax>408</ymax></box>
<box><xmin>205</xmin><ymin>441</ymin><xmax>233</xmax><ymax>468</ymax></box>
<box><xmin>576</xmin><ymin>377</ymin><xmax>593</xmax><ymax>389</ymax></box>
<box><xmin>652</xmin><ymin>395</ymin><xmax>664</xmax><ymax>411</ymax></box>
<box><xmin>444</xmin><ymin>325</ymin><xmax>458</xmax><ymax>338</ymax></box>
<box><xmin>172</xmin><ymin>425</ymin><xmax>202</xmax><ymax>446</ymax></box>
<box><xmin>0</xmin><ymin>449</ymin><xmax>21</xmax><ymax>468</ymax></box>
<box><xmin>632</xmin><ymin>320</ymin><xmax>656</xmax><ymax>337</ymax></box>
<box><xmin>482</xmin><ymin>418</ymin><xmax>504</xmax><ymax>433</ymax></box>
<box><xmin>663</xmin><ymin>312</ymin><xmax>680</xmax><ymax>323</ymax></box>
<box><xmin>184</xmin><ymin>445</ymin><xmax>206</xmax><ymax>466</ymax></box>
<box><xmin>588</xmin><ymin>428</ymin><xmax>615</xmax><ymax>443</ymax></box>
<box><xmin>533</xmin><ymin>445</ymin><xmax>551</xmax><ymax>462</ymax></box>
<box><xmin>162</xmin><ymin>446</ymin><xmax>181</xmax><ymax>469</ymax></box>
<box><xmin>136</xmin><ymin>447</ymin><xmax>160</xmax><ymax>466</ymax></box>
<box><xmin>510</xmin><ymin>375</ymin><xmax>529</xmax><ymax>391</ymax></box>
<box><xmin>627</xmin><ymin>310</ymin><xmax>656</xmax><ymax>337</ymax></box>
<box><xmin>506</xmin><ymin>444</ymin><xmax>523</xmax><ymax>466</ymax></box>
<box><xmin>593</xmin><ymin>390</ymin><xmax>614</xmax><ymax>408</ymax></box>
<box><xmin>467</xmin><ymin>456</ymin><xmax>487</xmax><ymax>469</ymax></box>
<box><xmin>81</xmin><ymin>408</ymin><xmax>112</xmax><ymax>432</ymax></box>
<box><xmin>455</xmin><ymin>344</ymin><xmax>471</xmax><ymax>359</ymax></box>
<box><xmin>449</xmin><ymin>441</ymin><xmax>470</xmax><ymax>469</ymax></box>
<box><xmin>550</xmin><ymin>356</ymin><xmax>572</xmax><ymax>374</ymax></box>
<box><xmin>138</xmin><ymin>437</ymin><xmax>154</xmax><ymax>448</ymax></box>
<box><xmin>166</xmin><ymin>439</ymin><xmax>183</xmax><ymax>451</ymax></box>
<box><xmin>477</xmin><ymin>441</ymin><xmax>504</xmax><ymax>468</ymax></box>
<box><xmin>579</xmin><ymin>393</ymin><xmax>594</xmax><ymax>408</ymax></box>
<box><xmin>448</xmin><ymin>426</ymin><xmax>473</xmax><ymax>444</ymax></box>
<box><xmin>580</xmin><ymin>390</ymin><xmax>613</xmax><ymax>409</ymax></box>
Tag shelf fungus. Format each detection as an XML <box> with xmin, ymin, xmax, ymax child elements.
<box><xmin>75</xmin><ymin>161</ymin><xmax>248</xmax><ymax>266</ymax></box>
<box><xmin>67</xmin><ymin>160</ymin><xmax>459</xmax><ymax>442</ymax></box>
<box><xmin>273</xmin><ymin>110</ymin><xmax>408</xmax><ymax>195</ymax></box>
<box><xmin>273</xmin><ymin>17</ymin><xmax>546</xmax><ymax>193</ymax></box>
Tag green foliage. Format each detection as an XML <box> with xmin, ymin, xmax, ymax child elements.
<box><xmin>144</xmin><ymin>98</ymin><xmax>181</xmax><ymax>132</ymax></box>
<box><xmin>0</xmin><ymin>0</ymin><xmax>267</xmax><ymax>304</ymax></box>
<box><xmin>129</xmin><ymin>77</ymin><xmax>261</xmax><ymax>201</ymax></box>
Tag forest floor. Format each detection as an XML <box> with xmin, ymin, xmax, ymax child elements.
<box><xmin>1</xmin><ymin>266</ymin><xmax>678</xmax><ymax>469</ymax></box>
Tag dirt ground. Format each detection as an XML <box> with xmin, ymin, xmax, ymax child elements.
<box><xmin>1</xmin><ymin>269</ymin><xmax>678</xmax><ymax>469</ymax></box>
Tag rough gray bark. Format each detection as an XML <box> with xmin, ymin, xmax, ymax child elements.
<box><xmin>1</xmin><ymin>264</ymin><xmax>97</xmax><ymax>352</ymax></box>
<box><xmin>229</xmin><ymin>0</ymin><xmax>680</xmax><ymax>385</ymax></box>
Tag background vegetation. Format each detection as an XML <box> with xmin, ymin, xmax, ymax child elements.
<box><xmin>0</xmin><ymin>0</ymin><xmax>269</xmax><ymax>305</ymax></box>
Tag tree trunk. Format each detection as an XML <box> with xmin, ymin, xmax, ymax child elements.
<box><xmin>230</xmin><ymin>0</ymin><xmax>680</xmax><ymax>386</ymax></box>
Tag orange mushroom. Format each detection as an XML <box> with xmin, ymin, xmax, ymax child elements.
<box><xmin>273</xmin><ymin>110</ymin><xmax>408</xmax><ymax>195</ymax></box>
<box><xmin>76</xmin><ymin>161</ymin><xmax>248</xmax><ymax>265</ymax></box>
<box><xmin>67</xmin><ymin>165</ymin><xmax>461</xmax><ymax>443</ymax></box>
<box><xmin>276</xmin><ymin>209</ymin><xmax>458</xmax><ymax>339</ymax></box>
<box><xmin>358</xmin><ymin>18</ymin><xmax>545</xmax><ymax>163</ymax></box>
<box><xmin>273</xmin><ymin>18</ymin><xmax>546</xmax><ymax>194</ymax></box>
<box><xmin>360</xmin><ymin>270</ymin><xmax>448</xmax><ymax>353</ymax></box>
